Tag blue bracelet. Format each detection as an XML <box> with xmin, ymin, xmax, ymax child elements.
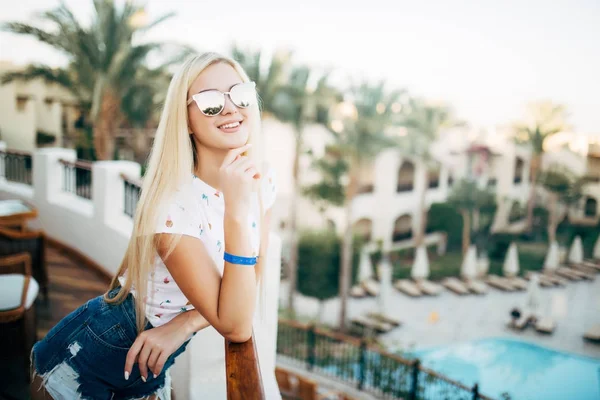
<box><xmin>224</xmin><ymin>252</ymin><xmax>257</xmax><ymax>266</ymax></box>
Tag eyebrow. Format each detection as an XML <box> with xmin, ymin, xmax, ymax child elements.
<box><xmin>193</xmin><ymin>82</ymin><xmax>243</xmax><ymax>95</ymax></box>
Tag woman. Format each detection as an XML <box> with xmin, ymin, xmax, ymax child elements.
<box><xmin>31</xmin><ymin>52</ymin><xmax>278</xmax><ymax>399</ymax></box>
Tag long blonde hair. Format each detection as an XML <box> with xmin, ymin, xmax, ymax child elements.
<box><xmin>105</xmin><ymin>52</ymin><xmax>268</xmax><ymax>334</ymax></box>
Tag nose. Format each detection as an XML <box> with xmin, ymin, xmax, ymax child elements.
<box><xmin>220</xmin><ymin>93</ymin><xmax>238</xmax><ymax>116</ymax></box>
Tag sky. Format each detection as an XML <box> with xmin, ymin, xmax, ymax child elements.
<box><xmin>0</xmin><ymin>0</ymin><xmax>599</xmax><ymax>134</ymax></box>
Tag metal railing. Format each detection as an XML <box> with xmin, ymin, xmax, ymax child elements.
<box><xmin>277</xmin><ymin>319</ymin><xmax>494</xmax><ymax>400</ymax></box>
<box><xmin>59</xmin><ymin>159</ymin><xmax>92</xmax><ymax>200</ymax></box>
<box><xmin>0</xmin><ymin>150</ymin><xmax>33</xmax><ymax>185</ymax></box>
<box><xmin>121</xmin><ymin>173</ymin><xmax>142</xmax><ymax>218</ymax></box>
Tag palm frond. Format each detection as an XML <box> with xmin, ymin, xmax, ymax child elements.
<box><xmin>1</xmin><ymin>64</ymin><xmax>74</xmax><ymax>89</ymax></box>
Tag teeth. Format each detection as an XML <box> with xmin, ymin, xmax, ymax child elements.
<box><xmin>219</xmin><ymin>122</ymin><xmax>240</xmax><ymax>129</ymax></box>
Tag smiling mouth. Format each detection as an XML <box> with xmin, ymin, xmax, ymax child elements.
<box><xmin>218</xmin><ymin>121</ymin><xmax>241</xmax><ymax>129</ymax></box>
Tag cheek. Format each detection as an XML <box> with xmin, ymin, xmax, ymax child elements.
<box><xmin>189</xmin><ymin>111</ymin><xmax>214</xmax><ymax>137</ymax></box>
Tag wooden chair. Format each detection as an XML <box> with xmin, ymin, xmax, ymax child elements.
<box><xmin>0</xmin><ymin>227</ymin><xmax>47</xmax><ymax>300</ymax></box>
<box><xmin>0</xmin><ymin>253</ymin><xmax>39</xmax><ymax>381</ymax></box>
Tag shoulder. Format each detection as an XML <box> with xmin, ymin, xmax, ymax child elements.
<box><xmin>155</xmin><ymin>180</ymin><xmax>205</xmax><ymax>239</ymax></box>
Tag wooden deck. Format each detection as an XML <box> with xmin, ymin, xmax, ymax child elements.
<box><xmin>37</xmin><ymin>243</ymin><xmax>111</xmax><ymax>338</ymax></box>
<box><xmin>2</xmin><ymin>243</ymin><xmax>111</xmax><ymax>400</ymax></box>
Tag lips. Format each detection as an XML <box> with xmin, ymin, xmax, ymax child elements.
<box><xmin>218</xmin><ymin>120</ymin><xmax>242</xmax><ymax>129</ymax></box>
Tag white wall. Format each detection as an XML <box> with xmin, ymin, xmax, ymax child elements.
<box><xmin>0</xmin><ymin>145</ymin><xmax>282</xmax><ymax>399</ymax></box>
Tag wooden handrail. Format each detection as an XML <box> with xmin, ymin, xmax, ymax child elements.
<box><xmin>225</xmin><ymin>333</ymin><xmax>265</xmax><ymax>400</ymax></box>
<box><xmin>0</xmin><ymin>149</ymin><xmax>32</xmax><ymax>157</ymax></box>
<box><xmin>58</xmin><ymin>158</ymin><xmax>92</xmax><ymax>171</ymax></box>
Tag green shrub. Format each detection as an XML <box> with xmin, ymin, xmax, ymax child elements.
<box><xmin>427</xmin><ymin>202</ymin><xmax>463</xmax><ymax>251</ymax></box>
<box><xmin>297</xmin><ymin>230</ymin><xmax>361</xmax><ymax>301</ymax></box>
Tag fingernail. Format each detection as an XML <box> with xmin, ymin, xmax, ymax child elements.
<box><xmin>154</xmin><ymin>374</ymin><xmax>158</xmax><ymax>379</ymax></box>
<box><xmin>124</xmin><ymin>371</ymin><xmax>129</xmax><ymax>381</ymax></box>
<box><xmin>141</xmin><ymin>376</ymin><xmax>146</xmax><ymax>383</ymax></box>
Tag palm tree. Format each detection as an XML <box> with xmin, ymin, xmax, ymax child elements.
<box><xmin>330</xmin><ymin>82</ymin><xmax>406</xmax><ymax>331</ymax></box>
<box><xmin>538</xmin><ymin>166</ymin><xmax>588</xmax><ymax>244</ymax></box>
<box><xmin>269</xmin><ymin>66</ymin><xmax>340</xmax><ymax>317</ymax></box>
<box><xmin>400</xmin><ymin>100</ymin><xmax>464</xmax><ymax>265</ymax></box>
<box><xmin>512</xmin><ymin>101</ymin><xmax>569</xmax><ymax>232</ymax></box>
<box><xmin>447</xmin><ymin>179</ymin><xmax>496</xmax><ymax>255</ymax></box>
<box><xmin>230</xmin><ymin>45</ymin><xmax>291</xmax><ymax>117</ymax></box>
<box><xmin>2</xmin><ymin>0</ymin><xmax>190</xmax><ymax>160</ymax></box>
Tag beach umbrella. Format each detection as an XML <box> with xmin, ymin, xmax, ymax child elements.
<box><xmin>594</xmin><ymin>235</ymin><xmax>600</xmax><ymax>260</ymax></box>
<box><xmin>525</xmin><ymin>273</ymin><xmax>542</xmax><ymax>315</ymax></box>
<box><xmin>461</xmin><ymin>245</ymin><xmax>478</xmax><ymax>279</ymax></box>
<box><xmin>503</xmin><ymin>242</ymin><xmax>520</xmax><ymax>277</ymax></box>
<box><xmin>568</xmin><ymin>236</ymin><xmax>583</xmax><ymax>264</ymax></box>
<box><xmin>358</xmin><ymin>249</ymin><xmax>374</xmax><ymax>283</ymax></box>
<box><xmin>377</xmin><ymin>256</ymin><xmax>393</xmax><ymax>315</ymax></box>
<box><xmin>411</xmin><ymin>246</ymin><xmax>430</xmax><ymax>279</ymax></box>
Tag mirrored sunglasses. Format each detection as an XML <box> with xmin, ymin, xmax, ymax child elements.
<box><xmin>187</xmin><ymin>82</ymin><xmax>257</xmax><ymax>116</ymax></box>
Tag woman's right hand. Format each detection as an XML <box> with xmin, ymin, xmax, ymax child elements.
<box><xmin>220</xmin><ymin>144</ymin><xmax>261</xmax><ymax>221</ymax></box>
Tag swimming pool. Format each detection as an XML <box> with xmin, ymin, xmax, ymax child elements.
<box><xmin>412</xmin><ymin>338</ymin><xmax>600</xmax><ymax>400</ymax></box>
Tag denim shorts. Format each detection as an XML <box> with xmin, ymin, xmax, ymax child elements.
<box><xmin>31</xmin><ymin>286</ymin><xmax>191</xmax><ymax>399</ymax></box>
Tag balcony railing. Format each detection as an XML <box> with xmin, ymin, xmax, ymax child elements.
<box><xmin>59</xmin><ymin>159</ymin><xmax>93</xmax><ymax>199</ymax></box>
<box><xmin>0</xmin><ymin>150</ymin><xmax>32</xmax><ymax>185</ymax></box>
<box><xmin>226</xmin><ymin>334</ymin><xmax>265</xmax><ymax>399</ymax></box>
<box><xmin>121</xmin><ymin>173</ymin><xmax>142</xmax><ymax>218</ymax></box>
<box><xmin>277</xmin><ymin>320</ymin><xmax>493</xmax><ymax>400</ymax></box>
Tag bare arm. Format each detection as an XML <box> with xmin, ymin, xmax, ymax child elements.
<box><xmin>157</xmin><ymin>144</ymin><xmax>261</xmax><ymax>343</ymax></box>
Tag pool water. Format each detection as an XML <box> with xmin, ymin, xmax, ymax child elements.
<box><xmin>413</xmin><ymin>338</ymin><xmax>600</xmax><ymax>400</ymax></box>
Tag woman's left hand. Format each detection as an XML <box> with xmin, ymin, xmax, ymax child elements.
<box><xmin>124</xmin><ymin>311</ymin><xmax>209</xmax><ymax>381</ymax></box>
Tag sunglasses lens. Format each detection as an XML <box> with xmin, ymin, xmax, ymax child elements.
<box><xmin>194</xmin><ymin>91</ymin><xmax>224</xmax><ymax>116</ymax></box>
<box><xmin>230</xmin><ymin>82</ymin><xmax>256</xmax><ymax>108</ymax></box>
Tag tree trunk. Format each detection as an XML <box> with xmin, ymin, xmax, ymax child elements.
<box><xmin>415</xmin><ymin>168</ymin><xmax>429</xmax><ymax>246</ymax></box>
<box><xmin>339</xmin><ymin>165</ymin><xmax>359</xmax><ymax>332</ymax></box>
<box><xmin>547</xmin><ymin>192</ymin><xmax>558</xmax><ymax>244</ymax></box>
<box><xmin>461</xmin><ymin>209</ymin><xmax>471</xmax><ymax>256</ymax></box>
<box><xmin>286</xmin><ymin>129</ymin><xmax>302</xmax><ymax>318</ymax></box>
<box><xmin>93</xmin><ymin>89</ymin><xmax>120</xmax><ymax>160</ymax></box>
<box><xmin>525</xmin><ymin>154</ymin><xmax>541</xmax><ymax>232</ymax></box>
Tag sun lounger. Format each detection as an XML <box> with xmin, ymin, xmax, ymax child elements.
<box><xmin>394</xmin><ymin>279</ymin><xmax>422</xmax><ymax>297</ymax></box>
<box><xmin>535</xmin><ymin>317</ymin><xmax>556</xmax><ymax>334</ymax></box>
<box><xmin>559</xmin><ymin>266</ymin><xmax>594</xmax><ymax>280</ymax></box>
<box><xmin>508</xmin><ymin>314</ymin><xmax>533</xmax><ymax>331</ymax></box>
<box><xmin>350</xmin><ymin>285</ymin><xmax>367</xmax><ymax>298</ymax></box>
<box><xmin>414</xmin><ymin>279</ymin><xmax>443</xmax><ymax>296</ymax></box>
<box><xmin>555</xmin><ymin>267</ymin><xmax>584</xmax><ymax>281</ymax></box>
<box><xmin>570</xmin><ymin>264</ymin><xmax>598</xmax><ymax>276</ymax></box>
<box><xmin>530</xmin><ymin>271</ymin><xmax>567</xmax><ymax>286</ymax></box>
<box><xmin>484</xmin><ymin>275</ymin><xmax>517</xmax><ymax>291</ymax></box>
<box><xmin>362</xmin><ymin>279</ymin><xmax>380</xmax><ymax>296</ymax></box>
<box><xmin>505</xmin><ymin>276</ymin><xmax>529</xmax><ymax>290</ymax></box>
<box><xmin>351</xmin><ymin>315</ymin><xmax>393</xmax><ymax>334</ymax></box>
<box><xmin>583</xmin><ymin>325</ymin><xmax>600</xmax><ymax>343</ymax></box>
<box><xmin>581</xmin><ymin>260</ymin><xmax>600</xmax><ymax>271</ymax></box>
<box><xmin>463</xmin><ymin>278</ymin><xmax>488</xmax><ymax>294</ymax></box>
<box><xmin>366</xmin><ymin>311</ymin><xmax>402</xmax><ymax>327</ymax></box>
<box><xmin>441</xmin><ymin>277</ymin><xmax>470</xmax><ymax>295</ymax></box>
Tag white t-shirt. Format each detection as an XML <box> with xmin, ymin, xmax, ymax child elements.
<box><xmin>118</xmin><ymin>167</ymin><xmax>277</xmax><ymax>327</ymax></box>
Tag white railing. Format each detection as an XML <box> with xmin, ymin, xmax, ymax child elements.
<box><xmin>0</xmin><ymin>144</ymin><xmax>282</xmax><ymax>399</ymax></box>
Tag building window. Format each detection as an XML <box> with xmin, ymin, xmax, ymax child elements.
<box><xmin>584</xmin><ymin>197</ymin><xmax>597</xmax><ymax>217</ymax></box>
<box><xmin>16</xmin><ymin>96</ymin><xmax>29</xmax><ymax>112</ymax></box>
<box><xmin>397</xmin><ymin>161</ymin><xmax>415</xmax><ymax>192</ymax></box>
<box><xmin>514</xmin><ymin>157</ymin><xmax>524</xmax><ymax>184</ymax></box>
<box><xmin>428</xmin><ymin>167</ymin><xmax>440</xmax><ymax>189</ymax></box>
<box><xmin>392</xmin><ymin>214</ymin><xmax>412</xmax><ymax>242</ymax></box>
<box><xmin>353</xmin><ymin>218</ymin><xmax>372</xmax><ymax>243</ymax></box>
<box><xmin>488</xmin><ymin>178</ymin><xmax>497</xmax><ymax>187</ymax></box>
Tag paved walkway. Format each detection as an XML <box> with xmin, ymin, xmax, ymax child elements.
<box><xmin>279</xmin><ymin>277</ymin><xmax>600</xmax><ymax>359</ymax></box>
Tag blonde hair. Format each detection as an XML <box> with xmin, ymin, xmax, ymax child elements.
<box><xmin>105</xmin><ymin>52</ymin><xmax>268</xmax><ymax>334</ymax></box>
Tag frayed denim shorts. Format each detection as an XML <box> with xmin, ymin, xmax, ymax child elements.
<box><xmin>31</xmin><ymin>286</ymin><xmax>191</xmax><ymax>399</ymax></box>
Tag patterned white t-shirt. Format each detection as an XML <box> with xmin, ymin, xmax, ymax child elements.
<box><xmin>118</xmin><ymin>167</ymin><xmax>277</xmax><ymax>327</ymax></box>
